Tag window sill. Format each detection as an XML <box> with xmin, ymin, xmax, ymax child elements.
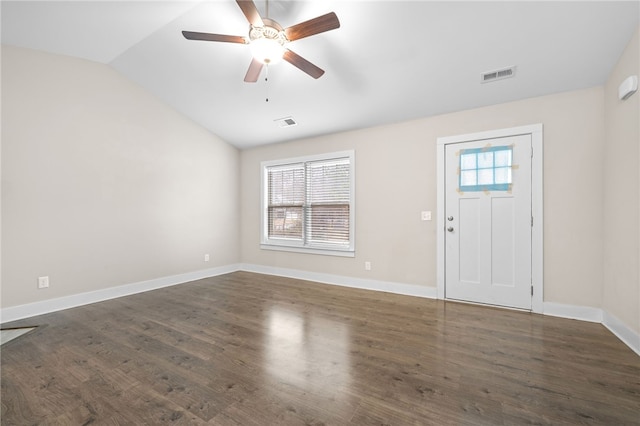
<box><xmin>260</xmin><ymin>244</ymin><xmax>355</xmax><ymax>258</ymax></box>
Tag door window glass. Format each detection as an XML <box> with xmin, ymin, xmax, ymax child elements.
<box><xmin>459</xmin><ymin>146</ymin><xmax>512</xmax><ymax>191</ymax></box>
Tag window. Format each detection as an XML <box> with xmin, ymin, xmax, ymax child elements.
<box><xmin>261</xmin><ymin>151</ymin><xmax>355</xmax><ymax>256</ymax></box>
<box><xmin>459</xmin><ymin>146</ymin><xmax>513</xmax><ymax>192</ymax></box>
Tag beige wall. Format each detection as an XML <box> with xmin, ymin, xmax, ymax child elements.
<box><xmin>241</xmin><ymin>86</ymin><xmax>605</xmax><ymax>308</ymax></box>
<box><xmin>1</xmin><ymin>46</ymin><xmax>240</xmax><ymax>308</ymax></box>
<box><xmin>603</xmin><ymin>28</ymin><xmax>640</xmax><ymax>334</ymax></box>
<box><xmin>3</xmin><ymin>31</ymin><xmax>636</xmax><ymax>336</ymax></box>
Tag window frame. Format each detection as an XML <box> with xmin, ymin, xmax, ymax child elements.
<box><xmin>260</xmin><ymin>150</ymin><xmax>355</xmax><ymax>257</ymax></box>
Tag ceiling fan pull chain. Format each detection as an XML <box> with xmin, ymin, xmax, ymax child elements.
<box><xmin>265</xmin><ymin>64</ymin><xmax>269</xmax><ymax>102</ymax></box>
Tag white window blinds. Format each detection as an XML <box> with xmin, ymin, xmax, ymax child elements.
<box><xmin>306</xmin><ymin>158</ymin><xmax>350</xmax><ymax>244</ymax></box>
<box><xmin>267</xmin><ymin>164</ymin><xmax>304</xmax><ymax>240</ymax></box>
<box><xmin>262</xmin><ymin>152</ymin><xmax>354</xmax><ymax>255</ymax></box>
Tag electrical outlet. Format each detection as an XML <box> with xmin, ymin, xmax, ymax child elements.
<box><xmin>38</xmin><ymin>276</ymin><xmax>49</xmax><ymax>289</ymax></box>
<box><xmin>204</xmin><ymin>254</ymin><xmax>210</xmax><ymax>262</ymax></box>
<box><xmin>364</xmin><ymin>261</ymin><xmax>371</xmax><ymax>271</ymax></box>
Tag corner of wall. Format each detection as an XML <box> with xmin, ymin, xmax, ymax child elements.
<box><xmin>602</xmin><ymin>26</ymin><xmax>640</xmax><ymax>337</ymax></box>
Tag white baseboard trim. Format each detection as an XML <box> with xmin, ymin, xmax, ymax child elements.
<box><xmin>543</xmin><ymin>302</ymin><xmax>603</xmax><ymax>323</ymax></box>
<box><xmin>0</xmin><ymin>264</ymin><xmax>242</xmax><ymax>324</ymax></box>
<box><xmin>542</xmin><ymin>302</ymin><xmax>639</xmax><ymax>356</ymax></box>
<box><xmin>602</xmin><ymin>311</ymin><xmax>640</xmax><ymax>356</ymax></box>
<box><xmin>2</xmin><ymin>265</ymin><xmax>637</xmax><ymax>357</ymax></box>
<box><xmin>239</xmin><ymin>263</ymin><xmax>438</xmax><ymax>299</ymax></box>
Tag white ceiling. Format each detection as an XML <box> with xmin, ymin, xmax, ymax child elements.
<box><xmin>2</xmin><ymin>1</ymin><xmax>639</xmax><ymax>149</ymax></box>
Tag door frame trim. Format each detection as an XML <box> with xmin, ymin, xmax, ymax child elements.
<box><xmin>436</xmin><ymin>124</ymin><xmax>543</xmax><ymax>313</ymax></box>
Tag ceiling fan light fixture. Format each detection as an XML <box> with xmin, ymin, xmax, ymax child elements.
<box><xmin>250</xmin><ymin>37</ymin><xmax>285</xmax><ymax>64</ymax></box>
<box><xmin>249</xmin><ymin>20</ymin><xmax>287</xmax><ymax>64</ymax></box>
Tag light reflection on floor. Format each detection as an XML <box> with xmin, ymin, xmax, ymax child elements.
<box><xmin>265</xmin><ymin>307</ymin><xmax>352</xmax><ymax>396</ymax></box>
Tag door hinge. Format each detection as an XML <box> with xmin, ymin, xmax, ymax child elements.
<box><xmin>531</xmin><ymin>216</ymin><xmax>534</xmax><ymax>227</ymax></box>
<box><xmin>531</xmin><ymin>147</ymin><xmax>534</xmax><ymax>158</ymax></box>
<box><xmin>531</xmin><ymin>285</ymin><xmax>534</xmax><ymax>296</ymax></box>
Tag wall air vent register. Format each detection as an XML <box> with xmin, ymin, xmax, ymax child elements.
<box><xmin>481</xmin><ymin>66</ymin><xmax>517</xmax><ymax>83</ymax></box>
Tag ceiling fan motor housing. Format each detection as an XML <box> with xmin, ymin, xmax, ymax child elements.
<box><xmin>249</xmin><ymin>18</ymin><xmax>287</xmax><ymax>44</ymax></box>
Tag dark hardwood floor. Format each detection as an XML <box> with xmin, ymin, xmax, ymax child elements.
<box><xmin>1</xmin><ymin>271</ymin><xmax>639</xmax><ymax>425</ymax></box>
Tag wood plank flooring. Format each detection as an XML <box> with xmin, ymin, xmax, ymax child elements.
<box><xmin>2</xmin><ymin>271</ymin><xmax>639</xmax><ymax>425</ymax></box>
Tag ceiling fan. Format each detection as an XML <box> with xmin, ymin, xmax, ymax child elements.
<box><xmin>182</xmin><ymin>0</ymin><xmax>340</xmax><ymax>82</ymax></box>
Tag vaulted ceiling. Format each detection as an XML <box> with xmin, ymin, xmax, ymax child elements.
<box><xmin>2</xmin><ymin>1</ymin><xmax>638</xmax><ymax>149</ymax></box>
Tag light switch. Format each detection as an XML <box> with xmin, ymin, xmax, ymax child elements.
<box><xmin>421</xmin><ymin>211</ymin><xmax>432</xmax><ymax>221</ymax></box>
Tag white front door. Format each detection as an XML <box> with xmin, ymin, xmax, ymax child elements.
<box><xmin>445</xmin><ymin>134</ymin><xmax>532</xmax><ymax>310</ymax></box>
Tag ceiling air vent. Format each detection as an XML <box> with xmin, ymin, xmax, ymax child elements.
<box><xmin>481</xmin><ymin>66</ymin><xmax>516</xmax><ymax>83</ymax></box>
<box><xmin>274</xmin><ymin>116</ymin><xmax>298</xmax><ymax>128</ymax></box>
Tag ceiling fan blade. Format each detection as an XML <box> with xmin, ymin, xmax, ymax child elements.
<box><xmin>283</xmin><ymin>49</ymin><xmax>324</xmax><ymax>79</ymax></box>
<box><xmin>182</xmin><ymin>31</ymin><xmax>246</xmax><ymax>44</ymax></box>
<box><xmin>244</xmin><ymin>58</ymin><xmax>264</xmax><ymax>83</ymax></box>
<box><xmin>284</xmin><ymin>12</ymin><xmax>340</xmax><ymax>41</ymax></box>
<box><xmin>236</xmin><ymin>0</ymin><xmax>263</xmax><ymax>27</ymax></box>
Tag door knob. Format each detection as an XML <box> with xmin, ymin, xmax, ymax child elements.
<box><xmin>447</xmin><ymin>227</ymin><xmax>454</xmax><ymax>232</ymax></box>
<box><xmin>447</xmin><ymin>216</ymin><xmax>454</xmax><ymax>221</ymax></box>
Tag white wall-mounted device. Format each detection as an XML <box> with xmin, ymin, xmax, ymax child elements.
<box><xmin>618</xmin><ymin>75</ymin><xmax>638</xmax><ymax>100</ymax></box>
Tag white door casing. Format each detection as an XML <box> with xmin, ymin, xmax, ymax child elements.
<box><xmin>436</xmin><ymin>125</ymin><xmax>543</xmax><ymax>313</ymax></box>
